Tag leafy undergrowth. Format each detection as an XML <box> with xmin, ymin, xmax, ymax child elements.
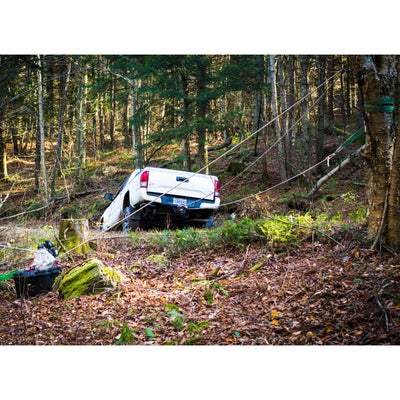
<box><xmin>1</xmin><ymin>226</ymin><xmax>400</xmax><ymax>345</ymax></box>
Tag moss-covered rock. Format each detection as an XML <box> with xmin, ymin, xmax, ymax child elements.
<box><xmin>56</xmin><ymin>258</ymin><xmax>121</xmax><ymax>299</ymax></box>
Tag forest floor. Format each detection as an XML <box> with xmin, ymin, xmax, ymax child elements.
<box><xmin>1</xmin><ymin>227</ymin><xmax>400</xmax><ymax>345</ymax></box>
<box><xmin>1</xmin><ymin>137</ymin><xmax>400</xmax><ymax>346</ymax></box>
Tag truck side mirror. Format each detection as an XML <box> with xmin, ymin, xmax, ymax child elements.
<box><xmin>104</xmin><ymin>193</ymin><xmax>114</xmax><ymax>202</ymax></box>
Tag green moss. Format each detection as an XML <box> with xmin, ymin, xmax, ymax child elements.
<box><xmin>59</xmin><ymin>219</ymin><xmax>90</xmax><ymax>254</ymax></box>
<box><xmin>57</xmin><ymin>258</ymin><xmax>122</xmax><ymax>299</ymax></box>
<box><xmin>146</xmin><ymin>254</ymin><xmax>167</xmax><ymax>268</ymax></box>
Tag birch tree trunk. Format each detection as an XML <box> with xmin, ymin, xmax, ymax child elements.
<box><xmin>269</xmin><ymin>55</ymin><xmax>287</xmax><ymax>181</ymax></box>
<box><xmin>37</xmin><ymin>55</ymin><xmax>49</xmax><ymax>202</ymax></box>
<box><xmin>278</xmin><ymin>55</ymin><xmax>292</xmax><ymax>177</ymax></box>
<box><xmin>355</xmin><ymin>55</ymin><xmax>400</xmax><ymax>250</ymax></box>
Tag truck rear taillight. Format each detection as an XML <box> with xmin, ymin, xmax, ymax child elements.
<box><xmin>214</xmin><ymin>179</ymin><xmax>220</xmax><ymax>197</ymax></box>
<box><xmin>140</xmin><ymin>170</ymin><xmax>149</xmax><ymax>188</ymax></box>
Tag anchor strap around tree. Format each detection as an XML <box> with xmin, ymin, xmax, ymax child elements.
<box><xmin>364</xmin><ymin>97</ymin><xmax>394</xmax><ymax>113</ymax></box>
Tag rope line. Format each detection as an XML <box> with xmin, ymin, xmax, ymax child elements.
<box><xmin>1</xmin><ymin>67</ymin><xmax>345</xmax><ymax>260</ymax></box>
<box><xmin>80</xmin><ymin>68</ymin><xmax>345</xmax><ymax>239</ymax></box>
<box><xmin>217</xmin><ymin>75</ymin><xmax>340</xmax><ymax>196</ymax></box>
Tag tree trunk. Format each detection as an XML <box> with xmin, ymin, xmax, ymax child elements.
<box><xmin>11</xmin><ymin>127</ymin><xmax>19</xmax><ymax>155</ymax></box>
<box><xmin>179</xmin><ymin>69</ymin><xmax>192</xmax><ymax>171</ymax></box>
<box><xmin>269</xmin><ymin>55</ymin><xmax>287</xmax><ymax>181</ymax></box>
<box><xmin>355</xmin><ymin>55</ymin><xmax>399</xmax><ymax>250</ymax></box>
<box><xmin>35</xmin><ymin>124</ymin><xmax>40</xmax><ymax>192</ymax></box>
<box><xmin>287</xmin><ymin>55</ymin><xmax>296</xmax><ymax>144</ymax></box>
<box><xmin>252</xmin><ymin>55</ymin><xmax>265</xmax><ymax>156</ymax></box>
<box><xmin>59</xmin><ymin>218</ymin><xmax>90</xmax><ymax>254</ymax></box>
<box><xmin>131</xmin><ymin>80</ymin><xmax>144</xmax><ymax>169</ymax></box>
<box><xmin>0</xmin><ymin>117</ymin><xmax>7</xmax><ymax>179</ymax></box>
<box><xmin>51</xmin><ymin>58</ymin><xmax>71</xmax><ymax>195</ymax></box>
<box><xmin>300</xmin><ymin>55</ymin><xmax>312</xmax><ymax>183</ymax></box>
<box><xmin>340</xmin><ymin>56</ymin><xmax>347</xmax><ymax>133</ymax></box>
<box><xmin>122</xmin><ymin>87</ymin><xmax>130</xmax><ymax>148</ymax></box>
<box><xmin>37</xmin><ymin>55</ymin><xmax>49</xmax><ymax>202</ymax></box>
<box><xmin>316</xmin><ymin>55</ymin><xmax>327</xmax><ymax>173</ymax></box>
<box><xmin>196</xmin><ymin>57</ymin><xmax>209</xmax><ymax>173</ymax></box>
<box><xmin>109</xmin><ymin>76</ymin><xmax>115</xmax><ymax>145</ymax></box>
<box><xmin>278</xmin><ymin>55</ymin><xmax>292</xmax><ymax>177</ymax></box>
<box><xmin>327</xmin><ymin>55</ymin><xmax>335</xmax><ymax>134</ymax></box>
<box><xmin>75</xmin><ymin>60</ymin><xmax>88</xmax><ymax>183</ymax></box>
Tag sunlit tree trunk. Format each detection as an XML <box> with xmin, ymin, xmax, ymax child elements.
<box><xmin>37</xmin><ymin>55</ymin><xmax>49</xmax><ymax>202</ymax></box>
<box><xmin>131</xmin><ymin>79</ymin><xmax>143</xmax><ymax>169</ymax></box>
<box><xmin>355</xmin><ymin>55</ymin><xmax>400</xmax><ymax>250</ymax></box>
<box><xmin>0</xmin><ymin>117</ymin><xmax>7</xmax><ymax>179</ymax></box>
<box><xmin>109</xmin><ymin>76</ymin><xmax>116</xmax><ymax>145</ymax></box>
<box><xmin>75</xmin><ymin>60</ymin><xmax>88</xmax><ymax>183</ymax></box>
<box><xmin>269</xmin><ymin>55</ymin><xmax>287</xmax><ymax>181</ymax></box>
<box><xmin>278</xmin><ymin>55</ymin><xmax>292</xmax><ymax>177</ymax></box>
<box><xmin>300</xmin><ymin>55</ymin><xmax>312</xmax><ymax>183</ymax></box>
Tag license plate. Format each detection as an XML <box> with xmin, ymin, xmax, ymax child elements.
<box><xmin>173</xmin><ymin>198</ymin><xmax>187</xmax><ymax>207</ymax></box>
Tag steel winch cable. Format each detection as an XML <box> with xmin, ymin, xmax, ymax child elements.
<box><xmin>184</xmin><ymin>72</ymin><xmax>341</xmax><ymax>210</ymax></box>
<box><xmin>58</xmin><ymin>67</ymin><xmax>346</xmax><ymax>258</ymax></box>
<box><xmin>0</xmin><ymin>67</ymin><xmax>345</xmax><ymax>259</ymax></box>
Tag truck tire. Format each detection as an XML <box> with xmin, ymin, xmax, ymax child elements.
<box><xmin>123</xmin><ymin>206</ymin><xmax>141</xmax><ymax>233</ymax></box>
<box><xmin>122</xmin><ymin>206</ymin><xmax>133</xmax><ymax>233</ymax></box>
<box><xmin>203</xmin><ymin>215</ymin><xmax>214</xmax><ymax>228</ymax></box>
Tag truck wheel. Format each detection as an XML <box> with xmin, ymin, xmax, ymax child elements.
<box><xmin>203</xmin><ymin>215</ymin><xmax>214</xmax><ymax>228</ymax></box>
<box><xmin>123</xmin><ymin>206</ymin><xmax>141</xmax><ymax>232</ymax></box>
<box><xmin>122</xmin><ymin>206</ymin><xmax>134</xmax><ymax>233</ymax></box>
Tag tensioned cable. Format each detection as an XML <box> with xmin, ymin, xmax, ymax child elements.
<box><xmin>183</xmin><ymin>70</ymin><xmax>341</xmax><ymax>209</ymax></box>
<box><xmin>55</xmin><ymin>67</ymin><xmax>345</xmax><ymax>258</ymax></box>
<box><xmin>216</xmin><ymin>74</ymin><xmax>339</xmax><ymax>196</ymax></box>
<box><xmin>220</xmin><ymin>154</ymin><xmax>342</xmax><ymax>208</ymax></box>
<box><xmin>0</xmin><ymin>67</ymin><xmax>345</xmax><ymax>259</ymax></box>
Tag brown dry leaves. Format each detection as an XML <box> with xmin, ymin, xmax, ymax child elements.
<box><xmin>1</xmin><ymin>235</ymin><xmax>400</xmax><ymax>345</ymax></box>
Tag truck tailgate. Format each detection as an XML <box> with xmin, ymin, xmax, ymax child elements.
<box><xmin>146</xmin><ymin>168</ymin><xmax>215</xmax><ymax>201</ymax></box>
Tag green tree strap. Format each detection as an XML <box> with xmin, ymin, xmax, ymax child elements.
<box><xmin>342</xmin><ymin>127</ymin><xmax>365</xmax><ymax>148</ymax></box>
<box><xmin>0</xmin><ymin>270</ymin><xmax>19</xmax><ymax>282</ymax></box>
<box><xmin>365</xmin><ymin>97</ymin><xmax>394</xmax><ymax>113</ymax></box>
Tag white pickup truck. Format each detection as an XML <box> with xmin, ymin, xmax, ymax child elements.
<box><xmin>100</xmin><ymin>166</ymin><xmax>220</xmax><ymax>232</ymax></box>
